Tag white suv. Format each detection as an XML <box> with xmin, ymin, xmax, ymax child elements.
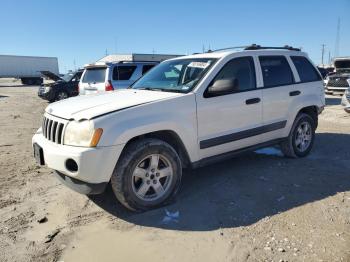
<box><xmin>79</xmin><ymin>61</ymin><xmax>158</xmax><ymax>94</ymax></box>
<box><xmin>32</xmin><ymin>45</ymin><xmax>325</xmax><ymax>211</ymax></box>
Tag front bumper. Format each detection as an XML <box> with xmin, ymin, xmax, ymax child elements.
<box><xmin>32</xmin><ymin>131</ymin><xmax>124</xmax><ymax>194</ymax></box>
<box><xmin>325</xmin><ymin>86</ymin><xmax>348</xmax><ymax>94</ymax></box>
<box><xmin>38</xmin><ymin>87</ymin><xmax>55</xmax><ymax>101</ymax></box>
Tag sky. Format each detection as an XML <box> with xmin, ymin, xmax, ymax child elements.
<box><xmin>0</xmin><ymin>0</ymin><xmax>349</xmax><ymax>73</ymax></box>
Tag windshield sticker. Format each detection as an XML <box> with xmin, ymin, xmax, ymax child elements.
<box><xmin>188</xmin><ymin>62</ymin><xmax>210</xmax><ymax>69</ymax></box>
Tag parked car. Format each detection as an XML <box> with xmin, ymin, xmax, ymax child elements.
<box><xmin>32</xmin><ymin>45</ymin><xmax>325</xmax><ymax>211</ymax></box>
<box><xmin>325</xmin><ymin>57</ymin><xmax>350</xmax><ymax>95</ymax></box>
<box><xmin>341</xmin><ymin>88</ymin><xmax>350</xmax><ymax>113</ymax></box>
<box><xmin>79</xmin><ymin>61</ymin><xmax>158</xmax><ymax>95</ymax></box>
<box><xmin>38</xmin><ymin>70</ymin><xmax>83</xmax><ymax>102</ymax></box>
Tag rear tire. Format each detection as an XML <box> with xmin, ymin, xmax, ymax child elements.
<box><xmin>280</xmin><ymin>113</ymin><xmax>316</xmax><ymax>158</ymax></box>
<box><xmin>111</xmin><ymin>138</ymin><xmax>182</xmax><ymax>211</ymax></box>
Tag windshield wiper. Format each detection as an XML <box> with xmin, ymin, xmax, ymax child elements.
<box><xmin>137</xmin><ymin>87</ymin><xmax>184</xmax><ymax>93</ymax></box>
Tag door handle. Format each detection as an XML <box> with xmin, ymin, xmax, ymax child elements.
<box><xmin>245</xmin><ymin>98</ymin><xmax>261</xmax><ymax>105</ymax></box>
<box><xmin>289</xmin><ymin>90</ymin><xmax>301</xmax><ymax>96</ymax></box>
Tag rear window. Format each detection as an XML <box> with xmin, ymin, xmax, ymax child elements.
<box><xmin>259</xmin><ymin>56</ymin><xmax>294</xmax><ymax>88</ymax></box>
<box><xmin>82</xmin><ymin>68</ymin><xmax>106</xmax><ymax>83</ymax></box>
<box><xmin>291</xmin><ymin>56</ymin><xmax>321</xmax><ymax>82</ymax></box>
<box><xmin>142</xmin><ymin>64</ymin><xmax>156</xmax><ymax>75</ymax></box>
<box><xmin>112</xmin><ymin>66</ymin><xmax>137</xmax><ymax>80</ymax></box>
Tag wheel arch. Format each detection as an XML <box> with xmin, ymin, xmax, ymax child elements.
<box><xmin>122</xmin><ymin>130</ymin><xmax>192</xmax><ymax>168</ymax></box>
<box><xmin>297</xmin><ymin>105</ymin><xmax>319</xmax><ymax>127</ymax></box>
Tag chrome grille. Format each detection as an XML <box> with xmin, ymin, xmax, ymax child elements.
<box><xmin>327</xmin><ymin>77</ymin><xmax>349</xmax><ymax>87</ymax></box>
<box><xmin>42</xmin><ymin>116</ymin><xmax>65</xmax><ymax>144</ymax></box>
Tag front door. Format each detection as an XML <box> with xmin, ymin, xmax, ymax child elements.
<box><xmin>196</xmin><ymin>56</ymin><xmax>263</xmax><ymax>159</ymax></box>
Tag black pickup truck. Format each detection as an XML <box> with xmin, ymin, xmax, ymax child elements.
<box><xmin>38</xmin><ymin>70</ymin><xmax>83</xmax><ymax>102</ymax></box>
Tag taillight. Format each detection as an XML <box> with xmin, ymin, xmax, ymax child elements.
<box><xmin>105</xmin><ymin>80</ymin><xmax>113</xmax><ymax>91</ymax></box>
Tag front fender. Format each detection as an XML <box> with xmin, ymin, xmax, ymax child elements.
<box><xmin>93</xmin><ymin>94</ymin><xmax>199</xmax><ymax>163</ymax></box>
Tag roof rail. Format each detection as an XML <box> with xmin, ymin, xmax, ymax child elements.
<box><xmin>117</xmin><ymin>60</ymin><xmax>159</xmax><ymax>64</ymax></box>
<box><xmin>244</xmin><ymin>44</ymin><xmax>301</xmax><ymax>51</ymax></box>
<box><xmin>207</xmin><ymin>46</ymin><xmax>248</xmax><ymax>53</ymax></box>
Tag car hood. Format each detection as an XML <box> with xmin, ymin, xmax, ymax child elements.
<box><xmin>45</xmin><ymin>89</ymin><xmax>183</xmax><ymax>120</ymax></box>
<box><xmin>41</xmin><ymin>71</ymin><xmax>63</xmax><ymax>82</ymax></box>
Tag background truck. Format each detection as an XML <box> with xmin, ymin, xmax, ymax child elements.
<box><xmin>0</xmin><ymin>55</ymin><xmax>59</xmax><ymax>85</ymax></box>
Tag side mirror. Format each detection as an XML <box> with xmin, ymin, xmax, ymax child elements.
<box><xmin>207</xmin><ymin>78</ymin><xmax>239</xmax><ymax>97</ymax></box>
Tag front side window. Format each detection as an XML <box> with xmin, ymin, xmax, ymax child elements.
<box><xmin>82</xmin><ymin>68</ymin><xmax>106</xmax><ymax>83</ymax></box>
<box><xmin>259</xmin><ymin>56</ymin><xmax>294</xmax><ymax>87</ymax></box>
<box><xmin>113</xmin><ymin>66</ymin><xmax>137</xmax><ymax>81</ymax></box>
<box><xmin>210</xmin><ymin>56</ymin><xmax>256</xmax><ymax>92</ymax></box>
<box><xmin>291</xmin><ymin>56</ymin><xmax>322</xmax><ymax>82</ymax></box>
<box><xmin>132</xmin><ymin>58</ymin><xmax>217</xmax><ymax>93</ymax></box>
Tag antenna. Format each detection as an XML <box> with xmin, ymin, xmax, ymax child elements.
<box><xmin>334</xmin><ymin>17</ymin><xmax>340</xmax><ymax>57</ymax></box>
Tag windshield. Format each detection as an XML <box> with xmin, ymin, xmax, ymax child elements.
<box><xmin>132</xmin><ymin>58</ymin><xmax>217</xmax><ymax>93</ymax></box>
<box><xmin>61</xmin><ymin>73</ymin><xmax>75</xmax><ymax>82</ymax></box>
<box><xmin>82</xmin><ymin>68</ymin><xmax>107</xmax><ymax>83</ymax></box>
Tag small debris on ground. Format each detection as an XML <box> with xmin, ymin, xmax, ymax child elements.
<box><xmin>44</xmin><ymin>229</ymin><xmax>60</xmax><ymax>243</ymax></box>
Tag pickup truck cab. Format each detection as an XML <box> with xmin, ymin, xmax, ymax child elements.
<box><xmin>32</xmin><ymin>45</ymin><xmax>325</xmax><ymax>211</ymax></box>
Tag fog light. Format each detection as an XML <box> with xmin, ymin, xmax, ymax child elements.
<box><xmin>65</xmin><ymin>159</ymin><xmax>78</xmax><ymax>172</ymax></box>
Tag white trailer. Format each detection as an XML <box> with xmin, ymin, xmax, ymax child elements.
<box><xmin>0</xmin><ymin>55</ymin><xmax>59</xmax><ymax>85</ymax></box>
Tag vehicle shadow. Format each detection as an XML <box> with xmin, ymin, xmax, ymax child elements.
<box><xmin>89</xmin><ymin>132</ymin><xmax>350</xmax><ymax>231</ymax></box>
<box><xmin>326</xmin><ymin>96</ymin><xmax>342</xmax><ymax>106</ymax></box>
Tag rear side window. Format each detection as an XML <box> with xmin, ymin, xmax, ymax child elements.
<box><xmin>113</xmin><ymin>66</ymin><xmax>137</xmax><ymax>80</ymax></box>
<box><xmin>142</xmin><ymin>64</ymin><xmax>156</xmax><ymax>75</ymax></box>
<box><xmin>291</xmin><ymin>56</ymin><xmax>322</xmax><ymax>82</ymax></box>
<box><xmin>259</xmin><ymin>56</ymin><xmax>294</xmax><ymax>87</ymax></box>
<box><xmin>212</xmin><ymin>56</ymin><xmax>256</xmax><ymax>92</ymax></box>
<box><xmin>82</xmin><ymin>68</ymin><xmax>106</xmax><ymax>83</ymax></box>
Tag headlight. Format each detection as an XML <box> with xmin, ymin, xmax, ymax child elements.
<box><xmin>64</xmin><ymin>120</ymin><xmax>103</xmax><ymax>147</ymax></box>
<box><xmin>347</xmin><ymin>79</ymin><xmax>350</xmax><ymax>86</ymax></box>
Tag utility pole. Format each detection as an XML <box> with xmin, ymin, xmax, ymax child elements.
<box><xmin>321</xmin><ymin>44</ymin><xmax>325</xmax><ymax>66</ymax></box>
<box><xmin>334</xmin><ymin>17</ymin><xmax>340</xmax><ymax>58</ymax></box>
<box><xmin>328</xmin><ymin>51</ymin><xmax>331</xmax><ymax>65</ymax></box>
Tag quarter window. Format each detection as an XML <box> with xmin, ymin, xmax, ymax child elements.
<box><xmin>291</xmin><ymin>56</ymin><xmax>321</xmax><ymax>82</ymax></box>
<box><xmin>259</xmin><ymin>56</ymin><xmax>294</xmax><ymax>87</ymax></box>
<box><xmin>211</xmin><ymin>56</ymin><xmax>256</xmax><ymax>92</ymax></box>
<box><xmin>113</xmin><ymin>66</ymin><xmax>137</xmax><ymax>81</ymax></box>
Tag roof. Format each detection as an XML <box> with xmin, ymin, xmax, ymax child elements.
<box><xmin>169</xmin><ymin>48</ymin><xmax>307</xmax><ymax>61</ymax></box>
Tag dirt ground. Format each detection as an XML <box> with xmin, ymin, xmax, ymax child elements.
<box><xmin>0</xmin><ymin>80</ymin><xmax>350</xmax><ymax>262</ymax></box>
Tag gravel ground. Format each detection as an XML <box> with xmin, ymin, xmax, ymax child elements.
<box><xmin>0</xmin><ymin>81</ymin><xmax>349</xmax><ymax>262</ymax></box>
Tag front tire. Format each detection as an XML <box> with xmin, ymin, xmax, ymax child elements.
<box><xmin>56</xmin><ymin>91</ymin><xmax>68</xmax><ymax>101</ymax></box>
<box><xmin>280</xmin><ymin>113</ymin><xmax>316</xmax><ymax>158</ymax></box>
<box><xmin>111</xmin><ymin>138</ymin><xmax>182</xmax><ymax>211</ymax></box>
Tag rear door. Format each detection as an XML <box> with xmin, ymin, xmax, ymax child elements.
<box><xmin>290</xmin><ymin>55</ymin><xmax>324</xmax><ymax>103</ymax></box>
<box><xmin>258</xmin><ymin>55</ymin><xmax>296</xmax><ymax>142</ymax></box>
<box><xmin>111</xmin><ymin>65</ymin><xmax>137</xmax><ymax>89</ymax></box>
<box><xmin>80</xmin><ymin>67</ymin><xmax>107</xmax><ymax>95</ymax></box>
